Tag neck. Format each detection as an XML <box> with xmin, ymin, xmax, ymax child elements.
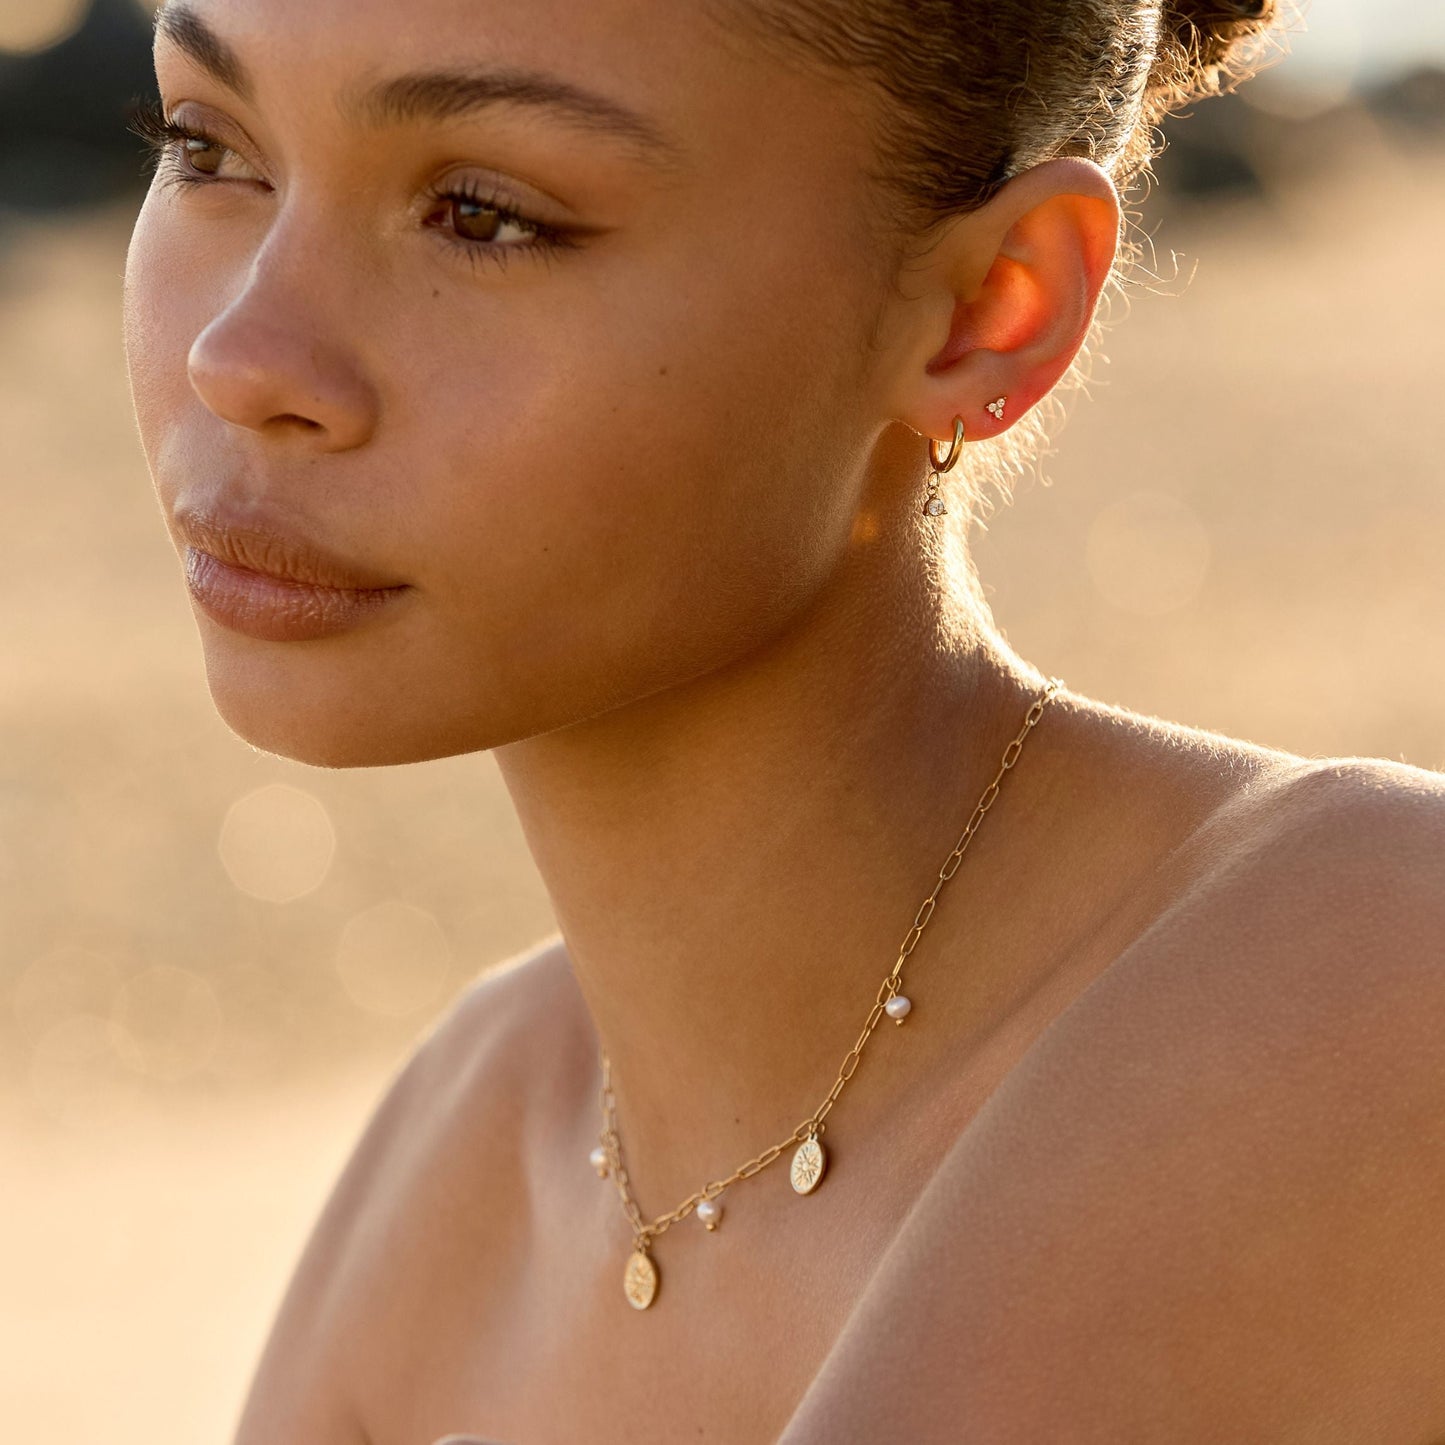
<box><xmin>494</xmin><ymin>531</ymin><xmax>1056</xmax><ymax>1218</ymax></box>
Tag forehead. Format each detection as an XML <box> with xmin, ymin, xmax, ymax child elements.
<box><xmin>149</xmin><ymin>0</ymin><xmax>826</xmax><ymax>155</ymax></box>
<box><xmin>153</xmin><ymin>0</ymin><xmax>684</xmax><ymax>174</ymax></box>
<box><xmin>152</xmin><ymin>0</ymin><xmax>702</xmax><ymax>69</ymax></box>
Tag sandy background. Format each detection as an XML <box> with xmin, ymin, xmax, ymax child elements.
<box><xmin>3</xmin><ymin>6</ymin><xmax>1444</xmax><ymax>1442</ymax></box>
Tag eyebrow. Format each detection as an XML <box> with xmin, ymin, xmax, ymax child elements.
<box><xmin>153</xmin><ymin>3</ymin><xmax>681</xmax><ymax>164</ymax></box>
<box><xmin>155</xmin><ymin>2</ymin><xmax>251</xmax><ymax>99</ymax></box>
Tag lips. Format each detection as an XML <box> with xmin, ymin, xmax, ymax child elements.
<box><xmin>174</xmin><ymin>499</ymin><xmax>410</xmax><ymax>643</ymax></box>
<box><xmin>174</xmin><ymin>501</ymin><xmax>406</xmax><ymax>590</ymax></box>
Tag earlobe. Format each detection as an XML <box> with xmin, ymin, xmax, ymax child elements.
<box><xmin>890</xmin><ymin>157</ymin><xmax>1121</xmax><ymax>445</ymax></box>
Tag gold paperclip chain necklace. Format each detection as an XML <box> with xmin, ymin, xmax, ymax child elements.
<box><xmin>591</xmin><ymin>676</ymin><xmax>1064</xmax><ymax>1310</ymax></box>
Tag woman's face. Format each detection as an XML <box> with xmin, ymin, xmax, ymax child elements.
<box><xmin>124</xmin><ymin>0</ymin><xmax>906</xmax><ymax>766</ymax></box>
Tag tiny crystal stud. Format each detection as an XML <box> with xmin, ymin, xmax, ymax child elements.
<box><xmin>884</xmin><ymin>994</ymin><xmax>913</xmax><ymax>1024</ymax></box>
<box><xmin>986</xmin><ymin>396</ymin><xmax>1007</xmax><ymax>421</ymax></box>
<box><xmin>589</xmin><ymin>1144</ymin><xmax>610</xmax><ymax>1177</ymax></box>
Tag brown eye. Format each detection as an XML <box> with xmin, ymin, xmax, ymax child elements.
<box><xmin>450</xmin><ymin>197</ymin><xmax>538</xmax><ymax>247</ymax></box>
<box><xmin>182</xmin><ymin>134</ymin><xmax>228</xmax><ymax>177</ymax></box>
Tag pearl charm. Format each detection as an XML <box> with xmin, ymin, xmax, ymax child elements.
<box><xmin>589</xmin><ymin>1144</ymin><xmax>610</xmax><ymax>1177</ymax></box>
<box><xmin>885</xmin><ymin>994</ymin><xmax>912</xmax><ymax>1023</ymax></box>
<box><xmin>696</xmin><ymin>1197</ymin><xmax>723</xmax><ymax>1231</ymax></box>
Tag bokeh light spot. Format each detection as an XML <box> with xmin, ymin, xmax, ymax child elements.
<box><xmin>218</xmin><ymin>783</ymin><xmax>336</xmax><ymax>902</ymax></box>
<box><xmin>0</xmin><ymin>0</ymin><xmax>88</xmax><ymax>54</ymax></box>
<box><xmin>335</xmin><ymin>902</ymin><xmax>452</xmax><ymax>1017</ymax></box>
<box><xmin>111</xmin><ymin>965</ymin><xmax>224</xmax><ymax>1083</ymax></box>
<box><xmin>27</xmin><ymin>1013</ymin><xmax>141</xmax><ymax>1132</ymax></box>
<box><xmin>1245</xmin><ymin>67</ymin><xmax>1357</xmax><ymax>121</ymax></box>
<box><xmin>1086</xmin><ymin>491</ymin><xmax>1212</xmax><ymax>617</ymax></box>
<box><xmin>12</xmin><ymin>944</ymin><xmax>120</xmax><ymax>1042</ymax></box>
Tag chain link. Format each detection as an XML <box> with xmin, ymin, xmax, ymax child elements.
<box><xmin>597</xmin><ymin>676</ymin><xmax>1064</xmax><ymax>1253</ymax></box>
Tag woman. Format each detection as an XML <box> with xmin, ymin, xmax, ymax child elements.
<box><xmin>122</xmin><ymin>0</ymin><xmax>1445</xmax><ymax>1440</ymax></box>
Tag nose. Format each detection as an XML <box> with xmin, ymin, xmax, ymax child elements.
<box><xmin>187</xmin><ymin>248</ymin><xmax>380</xmax><ymax>451</ymax></box>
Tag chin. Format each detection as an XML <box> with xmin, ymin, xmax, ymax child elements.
<box><xmin>198</xmin><ymin>645</ymin><xmax>512</xmax><ymax>769</ymax></box>
<box><xmin>187</xmin><ymin>580</ymin><xmax>772</xmax><ymax>766</ymax></box>
<box><xmin>207</xmin><ymin>685</ymin><xmax>455</xmax><ymax>768</ymax></box>
<box><xmin>193</xmin><ymin>625</ymin><xmax>630</xmax><ymax>766</ymax></box>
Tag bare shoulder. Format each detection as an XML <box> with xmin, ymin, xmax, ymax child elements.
<box><xmin>1206</xmin><ymin>751</ymin><xmax>1445</xmax><ymax>925</ymax></box>
<box><xmin>783</xmin><ymin>754</ymin><xmax>1445</xmax><ymax>1445</ymax></box>
<box><xmin>231</xmin><ymin>935</ymin><xmax>576</xmax><ymax>1445</ymax></box>
<box><xmin>1145</xmin><ymin>752</ymin><xmax>1445</xmax><ymax>995</ymax></box>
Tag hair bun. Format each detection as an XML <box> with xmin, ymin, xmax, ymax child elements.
<box><xmin>1148</xmin><ymin>0</ymin><xmax>1280</xmax><ymax>116</ymax></box>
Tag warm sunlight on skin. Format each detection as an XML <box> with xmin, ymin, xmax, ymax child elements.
<box><xmin>116</xmin><ymin>2</ymin><xmax>1445</xmax><ymax>1442</ymax></box>
<box><xmin>122</xmin><ymin>0</ymin><xmax>1119</xmax><ymax>769</ymax></box>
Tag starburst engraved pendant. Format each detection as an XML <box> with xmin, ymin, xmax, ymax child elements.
<box><xmin>790</xmin><ymin>1135</ymin><xmax>827</xmax><ymax>1195</ymax></box>
<box><xmin>623</xmin><ymin>1249</ymin><xmax>659</xmax><ymax>1310</ymax></box>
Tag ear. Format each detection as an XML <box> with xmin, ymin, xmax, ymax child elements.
<box><xmin>878</xmin><ymin>157</ymin><xmax>1121</xmax><ymax>447</ymax></box>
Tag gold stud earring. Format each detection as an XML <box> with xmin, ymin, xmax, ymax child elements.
<box><xmin>923</xmin><ymin>416</ymin><xmax>965</xmax><ymax>519</ymax></box>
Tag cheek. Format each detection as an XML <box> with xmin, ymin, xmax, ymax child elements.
<box><xmin>122</xmin><ymin>197</ymin><xmax>170</xmax><ymax>463</ymax></box>
<box><xmin>123</xmin><ymin>194</ymin><xmax>210</xmax><ymax>486</ymax></box>
<box><xmin>385</xmin><ymin>261</ymin><xmax>860</xmax><ymax>740</ymax></box>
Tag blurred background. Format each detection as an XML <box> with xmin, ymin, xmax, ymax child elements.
<box><xmin>2</xmin><ymin>1</ymin><xmax>1443</xmax><ymax>1439</ymax></box>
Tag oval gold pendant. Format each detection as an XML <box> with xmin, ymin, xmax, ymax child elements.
<box><xmin>790</xmin><ymin>1136</ymin><xmax>827</xmax><ymax>1195</ymax></box>
<box><xmin>623</xmin><ymin>1249</ymin><xmax>659</xmax><ymax>1310</ymax></box>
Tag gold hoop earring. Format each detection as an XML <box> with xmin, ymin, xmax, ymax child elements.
<box><xmin>923</xmin><ymin>416</ymin><xmax>965</xmax><ymax>518</ymax></box>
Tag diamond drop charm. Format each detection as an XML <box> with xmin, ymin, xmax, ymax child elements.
<box><xmin>885</xmin><ymin>994</ymin><xmax>912</xmax><ymax>1024</ymax></box>
<box><xmin>924</xmin><ymin>496</ymin><xmax>947</xmax><ymax>518</ymax></box>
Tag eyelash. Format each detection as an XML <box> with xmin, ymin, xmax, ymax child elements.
<box><xmin>125</xmin><ymin>97</ymin><xmax>579</xmax><ymax>271</ymax></box>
